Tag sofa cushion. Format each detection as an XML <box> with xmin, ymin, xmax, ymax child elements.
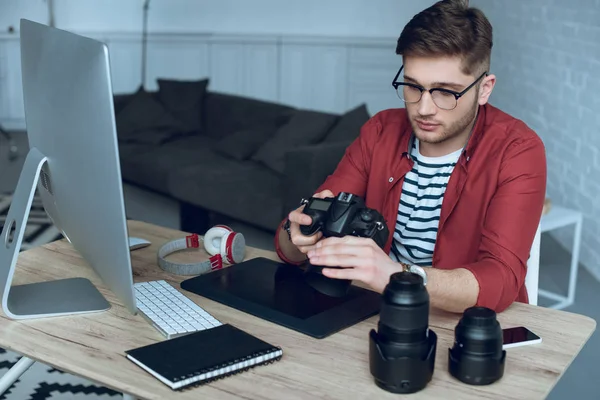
<box><xmin>323</xmin><ymin>104</ymin><xmax>370</xmax><ymax>143</ymax></box>
<box><xmin>115</xmin><ymin>87</ymin><xmax>188</xmax><ymax>145</ymax></box>
<box><xmin>169</xmin><ymin>160</ymin><xmax>284</xmax><ymax>231</ymax></box>
<box><xmin>157</xmin><ymin>78</ymin><xmax>209</xmax><ymax>134</ymax></box>
<box><xmin>212</xmin><ymin>124</ymin><xmax>280</xmax><ymax>161</ymax></box>
<box><xmin>251</xmin><ymin>109</ymin><xmax>339</xmax><ymax>174</ymax></box>
<box><xmin>119</xmin><ymin>136</ymin><xmax>219</xmax><ymax>194</ymax></box>
<box><xmin>203</xmin><ymin>92</ymin><xmax>294</xmax><ymax>140</ymax></box>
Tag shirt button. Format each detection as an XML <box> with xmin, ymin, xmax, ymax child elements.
<box><xmin>389</xmin><ymin>177</ymin><xmax>394</xmax><ymax>183</ymax></box>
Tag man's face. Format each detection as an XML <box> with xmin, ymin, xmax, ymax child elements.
<box><xmin>401</xmin><ymin>56</ymin><xmax>484</xmax><ymax>147</ymax></box>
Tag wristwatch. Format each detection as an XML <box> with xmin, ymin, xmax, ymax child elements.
<box><xmin>401</xmin><ymin>262</ymin><xmax>428</xmax><ymax>285</ymax></box>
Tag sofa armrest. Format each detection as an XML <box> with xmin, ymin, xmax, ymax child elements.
<box><xmin>281</xmin><ymin>141</ymin><xmax>350</xmax><ymax>218</ymax></box>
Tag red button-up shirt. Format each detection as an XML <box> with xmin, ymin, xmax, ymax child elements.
<box><xmin>276</xmin><ymin>104</ymin><xmax>547</xmax><ymax>312</ymax></box>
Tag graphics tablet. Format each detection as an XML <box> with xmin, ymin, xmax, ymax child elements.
<box><xmin>180</xmin><ymin>257</ymin><xmax>381</xmax><ymax>338</ymax></box>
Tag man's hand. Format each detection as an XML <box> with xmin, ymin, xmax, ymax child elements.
<box><xmin>287</xmin><ymin>189</ymin><xmax>334</xmax><ymax>254</ymax></box>
<box><xmin>307</xmin><ymin>236</ymin><xmax>400</xmax><ymax>293</ymax></box>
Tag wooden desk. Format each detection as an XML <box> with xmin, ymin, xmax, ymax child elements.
<box><xmin>0</xmin><ymin>220</ymin><xmax>595</xmax><ymax>399</ymax></box>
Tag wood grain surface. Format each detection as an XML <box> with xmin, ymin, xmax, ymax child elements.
<box><xmin>0</xmin><ymin>220</ymin><xmax>594</xmax><ymax>399</ymax></box>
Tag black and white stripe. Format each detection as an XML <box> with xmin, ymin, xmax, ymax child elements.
<box><xmin>390</xmin><ymin>139</ymin><xmax>462</xmax><ymax>266</ymax></box>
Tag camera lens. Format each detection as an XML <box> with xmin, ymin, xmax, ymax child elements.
<box><xmin>448</xmin><ymin>306</ymin><xmax>506</xmax><ymax>385</ymax></box>
<box><xmin>369</xmin><ymin>272</ymin><xmax>437</xmax><ymax>394</ymax></box>
<box><xmin>377</xmin><ymin>272</ymin><xmax>430</xmax><ymax>359</ymax></box>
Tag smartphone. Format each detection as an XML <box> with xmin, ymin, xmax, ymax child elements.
<box><xmin>502</xmin><ymin>326</ymin><xmax>542</xmax><ymax>349</ymax></box>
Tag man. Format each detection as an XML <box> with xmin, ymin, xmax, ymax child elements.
<box><xmin>274</xmin><ymin>0</ymin><xmax>546</xmax><ymax>313</ymax></box>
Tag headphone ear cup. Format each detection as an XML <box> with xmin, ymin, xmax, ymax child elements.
<box><xmin>203</xmin><ymin>226</ymin><xmax>231</xmax><ymax>256</ymax></box>
<box><xmin>220</xmin><ymin>231</ymin><xmax>246</xmax><ymax>264</ymax></box>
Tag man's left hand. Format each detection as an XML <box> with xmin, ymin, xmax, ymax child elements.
<box><xmin>307</xmin><ymin>236</ymin><xmax>400</xmax><ymax>293</ymax></box>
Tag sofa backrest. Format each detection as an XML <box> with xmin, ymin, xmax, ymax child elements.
<box><xmin>202</xmin><ymin>92</ymin><xmax>295</xmax><ymax>140</ymax></box>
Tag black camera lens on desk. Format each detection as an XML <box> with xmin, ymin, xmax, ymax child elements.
<box><xmin>369</xmin><ymin>271</ymin><xmax>437</xmax><ymax>394</ymax></box>
<box><xmin>448</xmin><ymin>306</ymin><xmax>506</xmax><ymax>385</ymax></box>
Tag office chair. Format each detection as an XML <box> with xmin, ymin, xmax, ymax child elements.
<box><xmin>525</xmin><ymin>223</ymin><xmax>542</xmax><ymax>306</ymax></box>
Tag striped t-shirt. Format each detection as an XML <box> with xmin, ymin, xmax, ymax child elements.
<box><xmin>389</xmin><ymin>138</ymin><xmax>463</xmax><ymax>267</ymax></box>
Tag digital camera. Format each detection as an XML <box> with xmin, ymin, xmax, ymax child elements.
<box><xmin>300</xmin><ymin>192</ymin><xmax>389</xmax><ymax>297</ymax></box>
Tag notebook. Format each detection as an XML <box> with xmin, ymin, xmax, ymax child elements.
<box><xmin>125</xmin><ymin>324</ymin><xmax>283</xmax><ymax>390</ymax></box>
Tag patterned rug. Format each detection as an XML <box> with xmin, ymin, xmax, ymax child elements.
<box><xmin>0</xmin><ymin>193</ymin><xmax>121</xmax><ymax>399</ymax></box>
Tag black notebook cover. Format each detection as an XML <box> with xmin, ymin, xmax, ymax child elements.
<box><xmin>125</xmin><ymin>324</ymin><xmax>283</xmax><ymax>390</ymax></box>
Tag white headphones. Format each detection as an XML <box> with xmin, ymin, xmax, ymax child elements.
<box><xmin>203</xmin><ymin>225</ymin><xmax>246</xmax><ymax>264</ymax></box>
<box><xmin>157</xmin><ymin>225</ymin><xmax>246</xmax><ymax>276</ymax></box>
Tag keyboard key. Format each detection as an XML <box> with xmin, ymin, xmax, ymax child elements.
<box><xmin>134</xmin><ymin>280</ymin><xmax>221</xmax><ymax>339</ymax></box>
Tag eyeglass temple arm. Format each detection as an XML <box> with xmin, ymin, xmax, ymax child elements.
<box><xmin>392</xmin><ymin>65</ymin><xmax>404</xmax><ymax>87</ymax></box>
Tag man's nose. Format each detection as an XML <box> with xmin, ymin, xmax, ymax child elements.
<box><xmin>417</xmin><ymin>91</ymin><xmax>437</xmax><ymax>116</ymax></box>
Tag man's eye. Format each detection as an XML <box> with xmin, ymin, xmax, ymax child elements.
<box><xmin>436</xmin><ymin>91</ymin><xmax>455</xmax><ymax>98</ymax></box>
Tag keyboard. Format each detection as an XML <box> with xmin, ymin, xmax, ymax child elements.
<box><xmin>134</xmin><ymin>280</ymin><xmax>222</xmax><ymax>339</ymax></box>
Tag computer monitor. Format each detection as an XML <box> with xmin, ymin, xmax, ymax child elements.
<box><xmin>0</xmin><ymin>19</ymin><xmax>138</xmax><ymax>319</ymax></box>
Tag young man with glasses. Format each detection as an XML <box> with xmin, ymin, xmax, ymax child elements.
<box><xmin>275</xmin><ymin>0</ymin><xmax>547</xmax><ymax>313</ymax></box>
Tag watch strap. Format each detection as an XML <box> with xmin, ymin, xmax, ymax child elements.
<box><xmin>283</xmin><ymin>218</ymin><xmax>292</xmax><ymax>240</ymax></box>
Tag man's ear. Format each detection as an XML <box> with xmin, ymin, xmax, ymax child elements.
<box><xmin>478</xmin><ymin>74</ymin><xmax>496</xmax><ymax>105</ymax></box>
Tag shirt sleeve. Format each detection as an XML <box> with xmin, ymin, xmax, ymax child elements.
<box><xmin>462</xmin><ymin>134</ymin><xmax>547</xmax><ymax>312</ymax></box>
<box><xmin>274</xmin><ymin>115</ymin><xmax>383</xmax><ymax>263</ymax></box>
<box><xmin>313</xmin><ymin>115</ymin><xmax>382</xmax><ymax>196</ymax></box>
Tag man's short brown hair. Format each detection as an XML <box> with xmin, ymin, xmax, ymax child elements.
<box><xmin>396</xmin><ymin>0</ymin><xmax>493</xmax><ymax>76</ymax></box>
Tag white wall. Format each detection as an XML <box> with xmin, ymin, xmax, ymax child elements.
<box><xmin>0</xmin><ymin>0</ymin><xmax>436</xmax><ymax>129</ymax></box>
<box><xmin>1</xmin><ymin>0</ymin><xmax>428</xmax><ymax>37</ymax></box>
<box><xmin>472</xmin><ymin>0</ymin><xmax>600</xmax><ymax>277</ymax></box>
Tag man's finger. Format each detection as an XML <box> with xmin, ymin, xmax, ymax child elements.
<box><xmin>316</xmin><ymin>236</ymin><xmax>375</xmax><ymax>248</ymax></box>
<box><xmin>297</xmin><ymin>243</ymin><xmax>320</xmax><ymax>254</ymax></box>
<box><xmin>313</xmin><ymin>189</ymin><xmax>334</xmax><ymax>199</ymax></box>
<box><xmin>308</xmin><ymin>242</ymin><xmax>372</xmax><ymax>259</ymax></box>
<box><xmin>288</xmin><ymin>210</ymin><xmax>312</xmax><ymax>226</ymax></box>
<box><xmin>291</xmin><ymin>224</ymin><xmax>322</xmax><ymax>246</ymax></box>
<box><xmin>321</xmin><ymin>265</ymin><xmax>370</xmax><ymax>282</ymax></box>
<box><xmin>308</xmin><ymin>254</ymin><xmax>367</xmax><ymax>268</ymax></box>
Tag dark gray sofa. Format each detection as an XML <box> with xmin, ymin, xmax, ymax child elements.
<box><xmin>114</xmin><ymin>78</ymin><xmax>370</xmax><ymax>232</ymax></box>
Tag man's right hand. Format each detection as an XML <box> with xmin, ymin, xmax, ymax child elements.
<box><xmin>288</xmin><ymin>189</ymin><xmax>334</xmax><ymax>254</ymax></box>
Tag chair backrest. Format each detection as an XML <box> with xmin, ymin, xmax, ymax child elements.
<box><xmin>525</xmin><ymin>223</ymin><xmax>542</xmax><ymax>305</ymax></box>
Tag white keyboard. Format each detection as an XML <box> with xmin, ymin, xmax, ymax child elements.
<box><xmin>134</xmin><ymin>280</ymin><xmax>222</xmax><ymax>339</ymax></box>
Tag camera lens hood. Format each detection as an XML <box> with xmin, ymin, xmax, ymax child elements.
<box><xmin>448</xmin><ymin>306</ymin><xmax>506</xmax><ymax>385</ymax></box>
<box><xmin>369</xmin><ymin>328</ymin><xmax>437</xmax><ymax>394</ymax></box>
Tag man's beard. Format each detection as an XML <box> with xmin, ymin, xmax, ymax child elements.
<box><xmin>410</xmin><ymin>99</ymin><xmax>479</xmax><ymax>145</ymax></box>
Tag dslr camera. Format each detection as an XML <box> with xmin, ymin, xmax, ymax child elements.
<box><xmin>300</xmin><ymin>192</ymin><xmax>389</xmax><ymax>297</ymax></box>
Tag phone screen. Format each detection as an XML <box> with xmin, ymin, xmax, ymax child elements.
<box><xmin>502</xmin><ymin>327</ymin><xmax>542</xmax><ymax>348</ymax></box>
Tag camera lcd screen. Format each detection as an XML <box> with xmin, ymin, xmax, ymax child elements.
<box><xmin>309</xmin><ymin>198</ymin><xmax>331</xmax><ymax>212</ymax></box>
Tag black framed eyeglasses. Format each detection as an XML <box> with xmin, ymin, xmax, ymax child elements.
<box><xmin>392</xmin><ymin>65</ymin><xmax>488</xmax><ymax>110</ymax></box>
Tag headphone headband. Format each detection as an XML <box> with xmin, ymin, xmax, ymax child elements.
<box><xmin>157</xmin><ymin>233</ymin><xmax>223</xmax><ymax>276</ymax></box>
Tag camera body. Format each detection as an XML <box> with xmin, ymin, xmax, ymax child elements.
<box><xmin>300</xmin><ymin>193</ymin><xmax>389</xmax><ymax>297</ymax></box>
<box><xmin>301</xmin><ymin>192</ymin><xmax>388</xmax><ymax>248</ymax></box>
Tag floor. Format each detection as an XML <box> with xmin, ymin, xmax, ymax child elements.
<box><xmin>1</xmin><ymin>131</ymin><xmax>599</xmax><ymax>399</ymax></box>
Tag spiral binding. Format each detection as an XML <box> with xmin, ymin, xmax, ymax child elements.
<box><xmin>172</xmin><ymin>347</ymin><xmax>284</xmax><ymax>390</ymax></box>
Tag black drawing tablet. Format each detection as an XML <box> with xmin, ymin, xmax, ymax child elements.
<box><xmin>180</xmin><ymin>257</ymin><xmax>381</xmax><ymax>339</ymax></box>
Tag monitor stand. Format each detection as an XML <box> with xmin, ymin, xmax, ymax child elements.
<box><xmin>0</xmin><ymin>148</ymin><xmax>110</xmax><ymax>319</ymax></box>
